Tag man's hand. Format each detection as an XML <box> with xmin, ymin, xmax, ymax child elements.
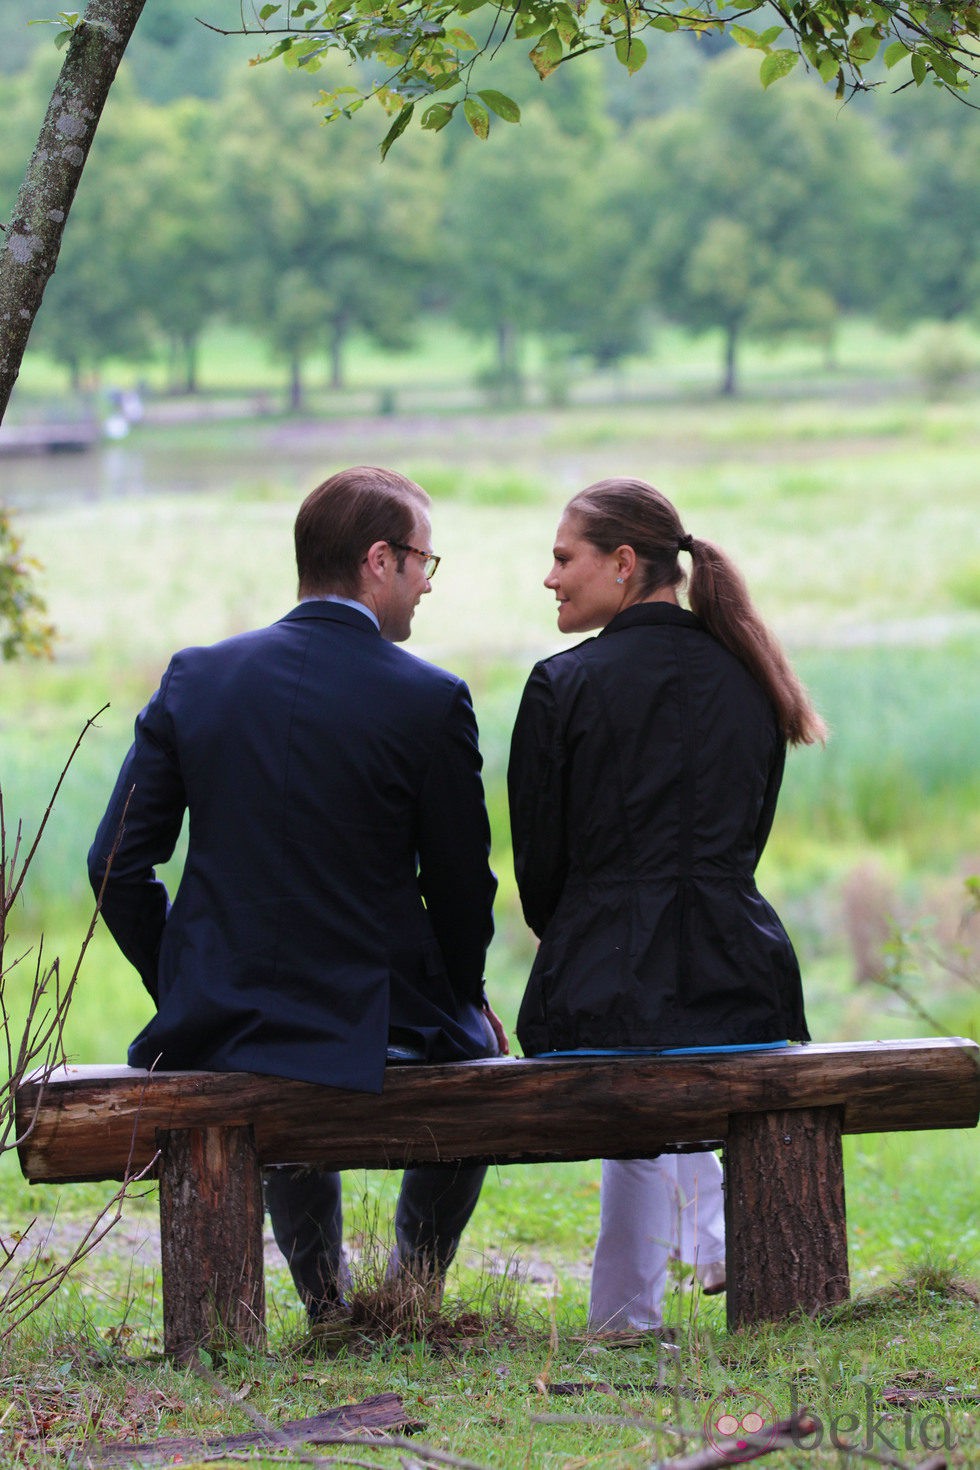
<box><xmin>482</xmin><ymin>1000</ymin><xmax>510</xmax><ymax>1056</ymax></box>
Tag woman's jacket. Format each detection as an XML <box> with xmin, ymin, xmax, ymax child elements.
<box><xmin>508</xmin><ymin>601</ymin><xmax>809</xmax><ymax>1055</ymax></box>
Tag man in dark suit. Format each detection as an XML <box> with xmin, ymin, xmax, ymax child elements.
<box><xmin>88</xmin><ymin>465</ymin><xmax>504</xmax><ymax>1321</ymax></box>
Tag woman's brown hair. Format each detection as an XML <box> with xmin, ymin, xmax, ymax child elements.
<box><xmin>566</xmin><ymin>478</ymin><xmax>827</xmax><ymax>747</ymax></box>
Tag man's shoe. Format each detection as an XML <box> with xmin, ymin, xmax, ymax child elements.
<box><xmin>308</xmin><ymin>1296</ymin><xmax>351</xmax><ymax>1326</ymax></box>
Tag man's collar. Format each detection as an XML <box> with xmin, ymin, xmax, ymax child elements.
<box><xmin>299</xmin><ymin>594</ymin><xmax>380</xmax><ymax>630</ymax></box>
<box><xmin>283</xmin><ymin>600</ymin><xmax>381</xmax><ymax>635</ymax></box>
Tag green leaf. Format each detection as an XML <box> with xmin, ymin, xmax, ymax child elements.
<box><xmin>757</xmin><ymin>24</ymin><xmax>785</xmax><ymax>45</ymax></box>
<box><xmin>258</xmin><ymin>4</ymin><xmax>282</xmax><ymax>19</ymax></box>
<box><xmin>675</xmin><ymin>6</ymin><xmax>716</xmax><ymax>35</ymax></box>
<box><xmin>379</xmin><ymin>102</ymin><xmax>415</xmax><ymax>159</ymax></box>
<box><xmin>556</xmin><ymin>14</ymin><xmax>581</xmax><ymax>46</ymax></box>
<box><xmin>730</xmin><ymin>23</ymin><xmax>762</xmax><ymax>48</ymax></box>
<box><xmin>848</xmin><ymin>25</ymin><xmax>882</xmax><ymax>61</ymax></box>
<box><xmin>818</xmin><ymin>53</ymin><xmax>840</xmax><ymax>81</ymax></box>
<box><xmin>318</xmin><ymin>85</ymin><xmax>361</xmax><ymax>104</ymax></box>
<box><xmin>529</xmin><ymin>26</ymin><xmax>563</xmax><ymax>78</ymax></box>
<box><xmin>928</xmin><ymin>48</ymin><xmax>962</xmax><ymax>83</ymax></box>
<box><xmin>925</xmin><ymin>5</ymin><xmax>953</xmax><ymax>30</ymax></box>
<box><xmin>421</xmin><ymin>101</ymin><xmax>456</xmax><ymax>130</ymax></box>
<box><xmin>646</xmin><ymin>14</ymin><xmax>679</xmax><ymax>30</ymax></box>
<box><xmin>883</xmin><ymin>38</ymin><xmax>909</xmax><ymax>66</ymax></box>
<box><xmin>515</xmin><ymin>11</ymin><xmax>549</xmax><ymax>38</ymax></box>
<box><xmin>614</xmin><ymin>33</ymin><xmax>647</xmax><ymax>72</ymax></box>
<box><xmin>476</xmin><ymin>88</ymin><xmax>521</xmax><ymax>123</ymax></box>
<box><xmin>253</xmin><ymin>36</ymin><xmax>293</xmax><ymax>64</ymax></box>
<box><xmin>910</xmin><ymin>50</ymin><xmax>928</xmax><ymax>83</ymax></box>
<box><xmin>446</xmin><ymin>27</ymin><xmax>478</xmax><ymax>48</ymax></box>
<box><xmin>29</xmin><ymin>10</ymin><xmax>78</xmax><ymax>24</ymax></box>
<box><xmin>760</xmin><ymin>49</ymin><xmax>798</xmax><ymax>86</ymax></box>
<box><xmin>463</xmin><ymin>96</ymin><xmax>490</xmax><ymax>138</ymax></box>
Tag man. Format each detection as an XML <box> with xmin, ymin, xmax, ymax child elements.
<box><xmin>88</xmin><ymin>465</ymin><xmax>504</xmax><ymax>1322</ymax></box>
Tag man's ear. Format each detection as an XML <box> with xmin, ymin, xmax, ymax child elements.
<box><xmin>363</xmin><ymin>540</ymin><xmax>390</xmax><ymax>582</ymax></box>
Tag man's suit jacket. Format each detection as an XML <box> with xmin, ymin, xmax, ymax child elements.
<box><xmin>88</xmin><ymin>601</ymin><xmax>497</xmax><ymax>1093</ymax></box>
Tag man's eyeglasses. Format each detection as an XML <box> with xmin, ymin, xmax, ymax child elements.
<box><xmin>388</xmin><ymin>541</ymin><xmax>440</xmax><ymax>579</ymax></box>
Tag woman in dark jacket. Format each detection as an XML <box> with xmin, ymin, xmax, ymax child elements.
<box><xmin>508</xmin><ymin>477</ymin><xmax>825</xmax><ymax>1333</ymax></box>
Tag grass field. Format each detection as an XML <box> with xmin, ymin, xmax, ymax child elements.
<box><xmin>2</xmin><ymin>335</ymin><xmax>978</xmax><ymax>1465</ymax></box>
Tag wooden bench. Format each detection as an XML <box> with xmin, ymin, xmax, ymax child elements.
<box><xmin>15</xmin><ymin>1037</ymin><xmax>980</xmax><ymax>1360</ymax></box>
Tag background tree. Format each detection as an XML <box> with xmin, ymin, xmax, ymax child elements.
<box><xmin>877</xmin><ymin>87</ymin><xmax>980</xmax><ymax>329</ymax></box>
<box><xmin>218</xmin><ymin>65</ymin><xmax>443</xmax><ymax>406</ymax></box>
<box><xmin>125</xmin><ymin>97</ymin><xmax>228</xmax><ymax>394</ymax></box>
<box><xmin>626</xmin><ymin>54</ymin><xmax>904</xmax><ymax>393</ymax></box>
<box><xmin>29</xmin><ymin>80</ymin><xmax>159</xmax><ymax>389</ymax></box>
<box><xmin>2</xmin><ymin>0</ymin><xmax>978</xmax><ymax>426</ymax></box>
<box><xmin>445</xmin><ymin>102</ymin><xmax>602</xmax><ymax>391</ymax></box>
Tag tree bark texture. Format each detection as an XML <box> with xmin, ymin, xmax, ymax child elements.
<box><xmin>724</xmin><ymin>1106</ymin><xmax>850</xmax><ymax>1328</ymax></box>
<box><xmin>157</xmin><ymin>1124</ymin><xmax>266</xmax><ymax>1359</ymax></box>
<box><xmin>0</xmin><ymin>0</ymin><xmax>147</xmax><ymax>423</ymax></box>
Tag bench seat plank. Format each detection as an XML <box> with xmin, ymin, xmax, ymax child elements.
<box><xmin>16</xmin><ymin>1037</ymin><xmax>980</xmax><ymax>1185</ymax></box>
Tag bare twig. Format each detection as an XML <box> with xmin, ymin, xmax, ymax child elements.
<box><xmin>304</xmin><ymin>1440</ymin><xmax>488</xmax><ymax>1469</ymax></box>
<box><xmin>0</xmin><ymin>713</ymin><xmax>153</xmax><ymax>1340</ymax></box>
<box><xmin>2</xmin><ymin>704</ymin><xmax>108</xmax><ymax>916</ymax></box>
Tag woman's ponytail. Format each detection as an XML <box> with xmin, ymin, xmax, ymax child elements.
<box><xmin>567</xmin><ymin>478</ymin><xmax>827</xmax><ymax>748</ymax></box>
<box><xmin>687</xmin><ymin>538</ymin><xmax>826</xmax><ymax>747</ymax></box>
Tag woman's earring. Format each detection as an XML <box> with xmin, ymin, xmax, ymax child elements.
<box><xmin>616</xmin><ymin>576</ymin><xmax>624</xmax><ymax>585</ymax></box>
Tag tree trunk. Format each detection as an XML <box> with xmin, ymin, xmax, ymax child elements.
<box><xmin>289</xmin><ymin>351</ymin><xmax>303</xmax><ymax>412</ymax></box>
<box><xmin>724</xmin><ymin>1106</ymin><xmax>850</xmax><ymax>1329</ymax></box>
<box><xmin>0</xmin><ymin>0</ymin><xmax>147</xmax><ymax>424</ymax></box>
<box><xmin>497</xmin><ymin>319</ymin><xmax>517</xmax><ymax>377</ymax></box>
<box><xmin>183</xmin><ymin>332</ymin><xmax>199</xmax><ymax>395</ymax></box>
<box><xmin>720</xmin><ymin>321</ymin><xmax>738</xmax><ymax>397</ymax></box>
<box><xmin>157</xmin><ymin>1124</ymin><xmax>266</xmax><ymax>1360</ymax></box>
<box><xmin>329</xmin><ymin>322</ymin><xmax>345</xmax><ymax>391</ymax></box>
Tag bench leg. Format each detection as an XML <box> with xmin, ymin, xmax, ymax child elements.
<box><xmin>724</xmin><ymin>1107</ymin><xmax>850</xmax><ymax>1330</ymax></box>
<box><xmin>157</xmin><ymin>1124</ymin><xmax>266</xmax><ymax>1360</ymax></box>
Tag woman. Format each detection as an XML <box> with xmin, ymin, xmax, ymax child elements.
<box><xmin>508</xmin><ymin>478</ymin><xmax>825</xmax><ymax>1334</ymax></box>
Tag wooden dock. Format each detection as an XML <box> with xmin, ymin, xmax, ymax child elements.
<box><xmin>0</xmin><ymin>422</ymin><xmax>99</xmax><ymax>457</ymax></box>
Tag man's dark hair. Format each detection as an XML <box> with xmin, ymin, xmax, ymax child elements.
<box><xmin>295</xmin><ymin>466</ymin><xmax>430</xmax><ymax>598</ymax></box>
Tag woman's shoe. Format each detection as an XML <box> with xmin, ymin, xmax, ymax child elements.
<box><xmin>696</xmin><ymin>1261</ymin><xmax>726</xmax><ymax>1295</ymax></box>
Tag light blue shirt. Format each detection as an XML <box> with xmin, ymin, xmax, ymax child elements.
<box><xmin>302</xmin><ymin>594</ymin><xmax>379</xmax><ymax>631</ymax></box>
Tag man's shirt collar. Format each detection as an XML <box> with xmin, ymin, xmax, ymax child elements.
<box><xmin>301</xmin><ymin>594</ymin><xmax>379</xmax><ymax>631</ymax></box>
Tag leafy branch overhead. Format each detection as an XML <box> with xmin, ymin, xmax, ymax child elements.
<box><xmin>237</xmin><ymin>0</ymin><xmax>980</xmax><ymax>150</ymax></box>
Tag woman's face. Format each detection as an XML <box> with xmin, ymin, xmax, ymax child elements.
<box><xmin>544</xmin><ymin>512</ymin><xmax>625</xmax><ymax>634</ymax></box>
